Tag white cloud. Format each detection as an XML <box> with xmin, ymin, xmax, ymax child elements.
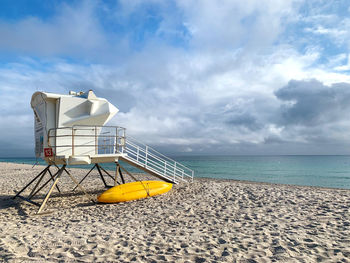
<box><xmin>299</xmin><ymin>2</ymin><xmax>350</xmax><ymax>48</ymax></box>
<box><xmin>2</xmin><ymin>0</ymin><xmax>350</xmax><ymax>155</ymax></box>
<box><xmin>177</xmin><ymin>0</ymin><xmax>299</xmax><ymax>51</ymax></box>
<box><xmin>334</xmin><ymin>54</ymin><xmax>350</xmax><ymax>71</ymax></box>
<box><xmin>0</xmin><ymin>2</ymin><xmax>114</xmax><ymax>58</ymax></box>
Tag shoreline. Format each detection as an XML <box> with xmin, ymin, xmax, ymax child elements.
<box><xmin>196</xmin><ymin>176</ymin><xmax>350</xmax><ymax>192</ymax></box>
<box><xmin>1</xmin><ymin>162</ymin><xmax>350</xmax><ymax>262</ymax></box>
<box><xmin>2</xmin><ymin>161</ymin><xmax>350</xmax><ymax>192</ymax></box>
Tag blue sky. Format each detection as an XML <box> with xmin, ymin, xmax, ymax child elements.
<box><xmin>1</xmin><ymin>0</ymin><xmax>350</xmax><ymax>156</ymax></box>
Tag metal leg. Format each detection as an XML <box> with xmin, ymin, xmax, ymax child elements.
<box><xmin>37</xmin><ymin>165</ymin><xmax>66</xmax><ymax>214</ymax></box>
<box><xmin>119</xmin><ymin>164</ymin><xmax>125</xmax><ymax>184</ymax></box>
<box><xmin>48</xmin><ymin>168</ymin><xmax>61</xmax><ymax>193</ymax></box>
<box><xmin>119</xmin><ymin>167</ymin><xmax>125</xmax><ymax>184</ymax></box>
<box><xmin>28</xmin><ymin>170</ymin><xmax>47</xmax><ymax>199</ymax></box>
<box><xmin>13</xmin><ymin>165</ymin><xmax>50</xmax><ymax>199</ymax></box>
<box><xmin>30</xmin><ymin>166</ymin><xmax>63</xmax><ymax>199</ymax></box>
<box><xmin>16</xmin><ymin>195</ymin><xmax>40</xmax><ymax>207</ymax></box>
<box><xmin>99</xmin><ymin>165</ymin><xmax>116</xmax><ymax>182</ymax></box>
<box><xmin>72</xmin><ymin>164</ymin><xmax>96</xmax><ymax>191</ymax></box>
<box><xmin>72</xmin><ymin>164</ymin><xmax>114</xmax><ymax>191</ymax></box>
<box><xmin>119</xmin><ymin>163</ymin><xmax>137</xmax><ymax>182</ymax></box>
<box><xmin>96</xmin><ymin>164</ymin><xmax>108</xmax><ymax>188</ymax></box>
<box><xmin>115</xmin><ymin>162</ymin><xmax>119</xmax><ymax>186</ymax></box>
<box><xmin>15</xmin><ymin>163</ymin><xmax>98</xmax><ymax>213</ymax></box>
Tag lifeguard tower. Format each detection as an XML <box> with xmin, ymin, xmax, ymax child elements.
<box><xmin>14</xmin><ymin>90</ymin><xmax>194</xmax><ymax>214</ymax></box>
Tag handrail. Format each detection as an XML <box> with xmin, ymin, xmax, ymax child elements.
<box><xmin>128</xmin><ymin>145</ymin><xmax>192</xmax><ymax>178</ymax></box>
<box><xmin>126</xmin><ymin>135</ymin><xmax>191</xmax><ymax>170</ymax></box>
<box><xmin>126</xmin><ymin>138</ymin><xmax>193</xmax><ymax>173</ymax></box>
<box><xmin>126</xmin><ymin>146</ymin><xmax>187</xmax><ymax>178</ymax></box>
<box><xmin>126</xmin><ymin>141</ymin><xmax>176</xmax><ymax>170</ymax></box>
<box><xmin>126</xmin><ymin>149</ymin><xmax>185</xmax><ymax>179</ymax></box>
<box><xmin>123</xmin><ymin>137</ymin><xmax>193</xmax><ymax>182</ymax></box>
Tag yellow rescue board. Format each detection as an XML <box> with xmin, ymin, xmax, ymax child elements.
<box><xmin>97</xmin><ymin>181</ymin><xmax>173</xmax><ymax>203</ymax></box>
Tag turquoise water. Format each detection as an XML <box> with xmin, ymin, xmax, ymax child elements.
<box><xmin>1</xmin><ymin>156</ymin><xmax>350</xmax><ymax>190</ymax></box>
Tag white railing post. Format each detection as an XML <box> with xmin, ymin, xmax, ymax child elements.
<box><xmin>95</xmin><ymin>126</ymin><xmax>98</xmax><ymax>154</ymax></box>
<box><xmin>122</xmin><ymin>128</ymin><xmax>126</xmax><ymax>153</ymax></box>
<box><xmin>164</xmin><ymin>161</ymin><xmax>167</xmax><ymax>176</ymax></box>
<box><xmin>72</xmin><ymin>128</ymin><xmax>75</xmax><ymax>156</ymax></box>
<box><xmin>121</xmin><ymin>135</ymin><xmax>124</xmax><ymax>154</ymax></box>
<box><xmin>115</xmin><ymin>127</ymin><xmax>118</xmax><ymax>154</ymax></box>
<box><xmin>173</xmin><ymin>162</ymin><xmax>177</xmax><ymax>181</ymax></box>
<box><xmin>145</xmin><ymin>146</ymin><xmax>148</xmax><ymax>167</ymax></box>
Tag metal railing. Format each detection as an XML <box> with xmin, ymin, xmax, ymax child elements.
<box><xmin>46</xmin><ymin>125</ymin><xmax>194</xmax><ymax>183</ymax></box>
<box><xmin>48</xmin><ymin>125</ymin><xmax>126</xmax><ymax>156</ymax></box>
<box><xmin>123</xmin><ymin>136</ymin><xmax>194</xmax><ymax>183</ymax></box>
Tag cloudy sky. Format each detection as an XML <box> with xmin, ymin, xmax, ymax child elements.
<box><xmin>1</xmin><ymin>0</ymin><xmax>350</xmax><ymax>156</ymax></box>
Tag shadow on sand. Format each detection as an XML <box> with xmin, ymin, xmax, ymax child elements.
<box><xmin>1</xmin><ymin>189</ymin><xmax>105</xmax><ymax>217</ymax></box>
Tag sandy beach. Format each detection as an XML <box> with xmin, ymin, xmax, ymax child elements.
<box><xmin>0</xmin><ymin>162</ymin><xmax>349</xmax><ymax>262</ymax></box>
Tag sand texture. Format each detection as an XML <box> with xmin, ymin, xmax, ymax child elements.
<box><xmin>0</xmin><ymin>162</ymin><xmax>350</xmax><ymax>262</ymax></box>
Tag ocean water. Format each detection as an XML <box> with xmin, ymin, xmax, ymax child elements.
<box><xmin>1</xmin><ymin>155</ymin><xmax>350</xmax><ymax>190</ymax></box>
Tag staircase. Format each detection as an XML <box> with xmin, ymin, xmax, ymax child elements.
<box><xmin>120</xmin><ymin>136</ymin><xmax>194</xmax><ymax>184</ymax></box>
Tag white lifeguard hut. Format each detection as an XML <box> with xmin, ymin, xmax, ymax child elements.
<box><xmin>14</xmin><ymin>90</ymin><xmax>194</xmax><ymax>214</ymax></box>
<box><xmin>31</xmin><ymin>90</ymin><xmax>122</xmax><ymax>165</ymax></box>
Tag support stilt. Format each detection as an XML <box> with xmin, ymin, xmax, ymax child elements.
<box><xmin>14</xmin><ymin>164</ymin><xmax>95</xmax><ymax>214</ymax></box>
<box><xmin>37</xmin><ymin>165</ymin><xmax>66</xmax><ymax>214</ymax></box>
<box><xmin>96</xmin><ymin>164</ymin><xmax>108</xmax><ymax>188</ymax></box>
<box><xmin>30</xmin><ymin>167</ymin><xmax>63</xmax><ymax>199</ymax></box>
<box><xmin>28</xmin><ymin>171</ymin><xmax>47</xmax><ymax>199</ymax></box>
<box><xmin>115</xmin><ymin>162</ymin><xmax>125</xmax><ymax>184</ymax></box>
<box><xmin>72</xmin><ymin>163</ymin><xmax>115</xmax><ymax>191</ymax></box>
<box><xmin>13</xmin><ymin>165</ymin><xmax>51</xmax><ymax>199</ymax></box>
<box><xmin>28</xmin><ymin>167</ymin><xmax>48</xmax><ymax>199</ymax></box>
<box><xmin>115</xmin><ymin>162</ymin><xmax>119</xmax><ymax>186</ymax></box>
<box><xmin>119</xmin><ymin>166</ymin><xmax>125</xmax><ymax>184</ymax></box>
<box><xmin>48</xmin><ymin>168</ymin><xmax>61</xmax><ymax>193</ymax></box>
<box><xmin>119</xmin><ymin>163</ymin><xmax>138</xmax><ymax>182</ymax></box>
<box><xmin>99</xmin><ymin>165</ymin><xmax>116</xmax><ymax>182</ymax></box>
<box><xmin>17</xmin><ymin>195</ymin><xmax>40</xmax><ymax>206</ymax></box>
